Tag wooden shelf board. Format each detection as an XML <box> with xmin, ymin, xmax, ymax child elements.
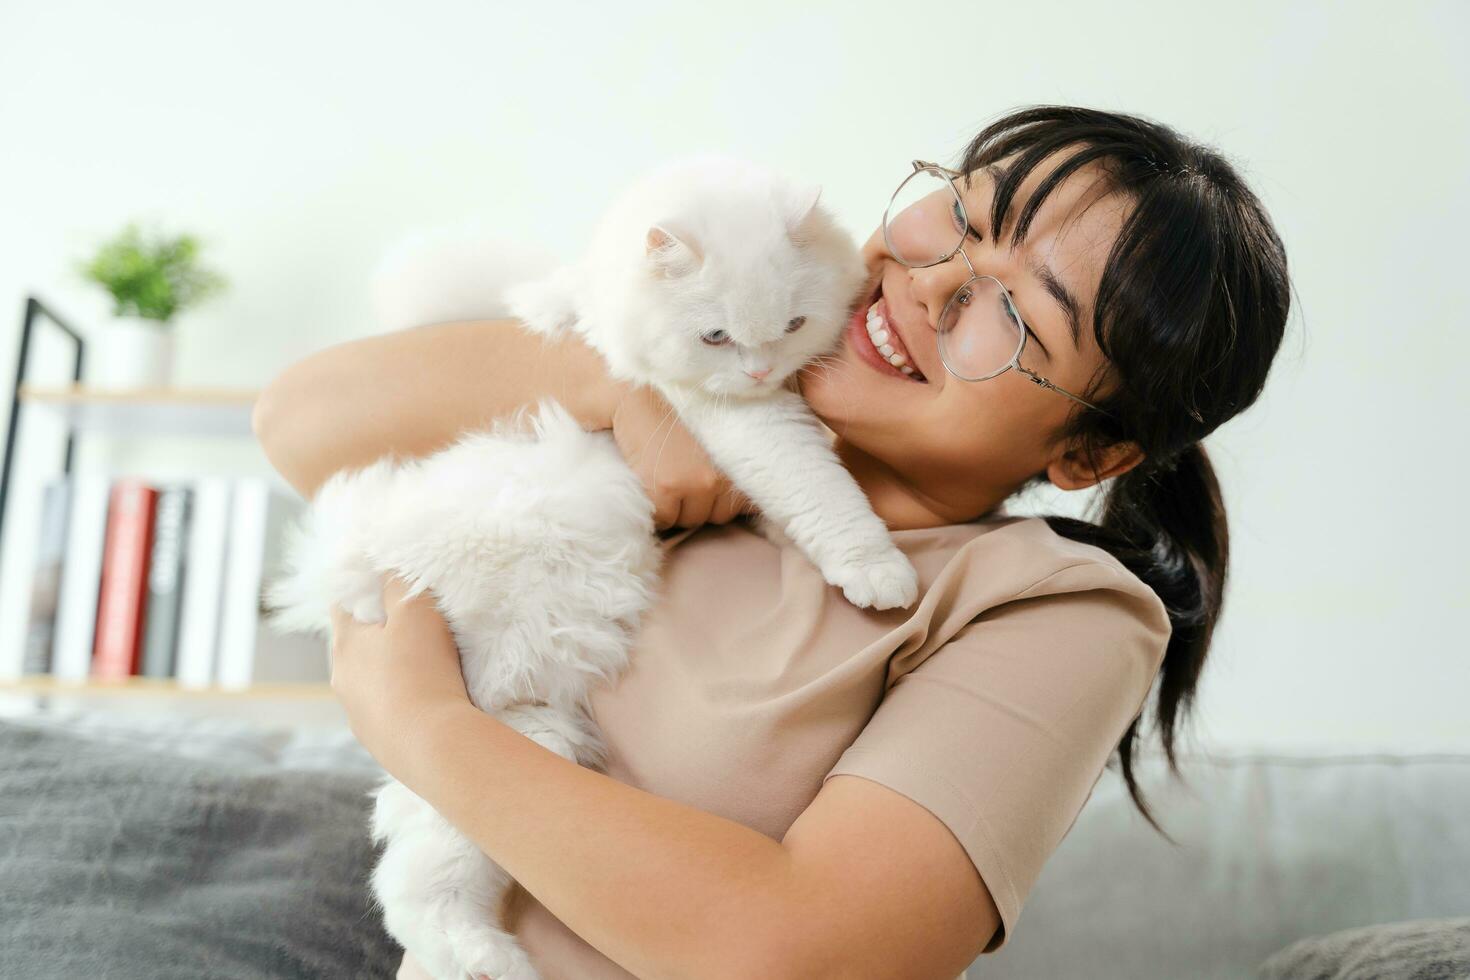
<box><xmin>19</xmin><ymin>384</ymin><xmax>260</xmax><ymax>405</ymax></box>
<box><xmin>17</xmin><ymin>385</ymin><xmax>259</xmax><ymax>437</ymax></box>
<box><xmin>0</xmin><ymin>676</ymin><xmax>334</xmax><ymax>699</ymax></box>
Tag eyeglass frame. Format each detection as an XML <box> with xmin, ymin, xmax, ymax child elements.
<box><xmin>883</xmin><ymin>159</ymin><xmax>1110</xmax><ymax>415</ymax></box>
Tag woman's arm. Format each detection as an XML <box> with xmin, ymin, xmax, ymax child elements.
<box><xmin>416</xmin><ymin>709</ymin><xmax>995</xmax><ymax>980</ymax></box>
<box><xmin>332</xmin><ymin>581</ymin><xmax>998</xmax><ymax>980</ymax></box>
<box><xmin>253</xmin><ymin>318</ymin><xmax>746</xmax><ymax>525</ymax></box>
<box><xmin>252</xmin><ymin>318</ymin><xmax>624</xmax><ymax>499</ymax></box>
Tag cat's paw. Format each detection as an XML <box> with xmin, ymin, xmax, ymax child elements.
<box><xmin>396</xmin><ymin>931</ymin><xmax>463</xmax><ymax>980</ymax></box>
<box><xmin>828</xmin><ymin>549</ymin><xmax>919</xmax><ymax>610</ymax></box>
<box><xmin>448</xmin><ymin>926</ymin><xmax>540</xmax><ymax>980</ymax></box>
<box><xmin>348</xmin><ymin>590</ymin><xmax>387</xmax><ymax>625</ymax></box>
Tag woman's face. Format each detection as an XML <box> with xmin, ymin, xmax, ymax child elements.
<box><xmin>800</xmin><ymin>157</ymin><xmax>1132</xmax><ymax>523</ymax></box>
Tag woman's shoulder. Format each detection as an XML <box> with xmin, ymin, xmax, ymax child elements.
<box><xmin>898</xmin><ymin>509</ymin><xmax>1145</xmax><ymax>581</ymax></box>
<box><xmin>890</xmin><ymin>511</ymin><xmax>1172</xmax><ymax>647</ymax></box>
<box><xmin>663</xmin><ymin>512</ymin><xmax>1168</xmax><ymax>638</ymax></box>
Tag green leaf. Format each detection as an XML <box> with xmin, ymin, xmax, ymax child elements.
<box><xmin>78</xmin><ymin>222</ymin><xmax>229</xmax><ymax>324</ymax></box>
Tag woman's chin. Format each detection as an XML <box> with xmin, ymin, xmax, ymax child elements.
<box><xmin>800</xmin><ymin>342</ymin><xmax>870</xmax><ymax>429</ymax></box>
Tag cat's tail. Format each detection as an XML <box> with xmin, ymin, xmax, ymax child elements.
<box><xmin>370</xmin><ymin>221</ymin><xmax>559</xmax><ymax>332</ymax></box>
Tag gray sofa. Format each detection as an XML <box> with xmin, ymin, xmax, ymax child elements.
<box><xmin>979</xmin><ymin>748</ymin><xmax>1470</xmax><ymax>978</ymax></box>
<box><xmin>3</xmin><ymin>705</ymin><xmax>1466</xmax><ymax>978</ymax></box>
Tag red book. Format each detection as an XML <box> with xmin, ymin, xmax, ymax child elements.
<box><xmin>91</xmin><ymin>480</ymin><xmax>159</xmax><ymax>680</ymax></box>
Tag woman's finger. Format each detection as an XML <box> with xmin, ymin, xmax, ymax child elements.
<box><xmin>652</xmin><ymin>491</ymin><xmax>680</xmax><ymax>530</ymax></box>
<box><xmin>381</xmin><ymin>576</ymin><xmax>414</xmax><ymax>618</ymax></box>
<box><xmin>329</xmin><ymin>604</ymin><xmax>364</xmax><ymax>651</ymax></box>
<box><xmin>674</xmin><ymin>491</ymin><xmax>715</xmax><ymax>529</ymax></box>
<box><xmin>707</xmin><ymin>485</ymin><xmax>746</xmax><ymax>524</ymax></box>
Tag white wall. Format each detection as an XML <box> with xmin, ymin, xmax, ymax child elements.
<box><xmin>1</xmin><ymin>0</ymin><xmax>1465</xmax><ymax>750</ymax></box>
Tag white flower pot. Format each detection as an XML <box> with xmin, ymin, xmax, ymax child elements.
<box><xmin>89</xmin><ymin>317</ymin><xmax>176</xmax><ymax>390</ymax></box>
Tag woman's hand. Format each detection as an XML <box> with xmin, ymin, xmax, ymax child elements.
<box><xmin>328</xmin><ymin>577</ymin><xmax>472</xmax><ymax>779</ymax></box>
<box><xmin>610</xmin><ymin>383</ymin><xmax>752</xmax><ymax>530</ymax></box>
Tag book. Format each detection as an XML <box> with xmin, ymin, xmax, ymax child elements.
<box><xmin>175</xmin><ymin>478</ymin><xmax>232</xmax><ymax>689</ymax></box>
<box><xmin>216</xmin><ymin>479</ymin><xmax>305</xmax><ymax>689</ymax></box>
<box><xmin>91</xmin><ymin>480</ymin><xmax>159</xmax><ymax>680</ymax></box>
<box><xmin>51</xmin><ymin>475</ymin><xmax>113</xmax><ymax>683</ymax></box>
<box><xmin>21</xmin><ymin>479</ymin><xmax>72</xmax><ymax>675</ymax></box>
<box><xmin>139</xmin><ymin>485</ymin><xmax>192</xmax><ymax>678</ymax></box>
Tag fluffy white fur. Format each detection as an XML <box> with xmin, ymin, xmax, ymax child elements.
<box><xmin>370</xmin><ymin>222</ymin><xmax>559</xmax><ymax>332</ymax></box>
<box><xmin>507</xmin><ymin>153</ymin><xmax>919</xmax><ymax>610</ymax></box>
<box><xmin>271</xmin><ymin>155</ymin><xmax>917</xmax><ymax>980</ymax></box>
<box><xmin>269</xmin><ymin>403</ymin><xmax>659</xmax><ymax>980</ymax></box>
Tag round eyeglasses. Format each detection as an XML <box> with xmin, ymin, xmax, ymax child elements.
<box><xmin>882</xmin><ymin>160</ymin><xmax>1107</xmax><ymax>414</ymax></box>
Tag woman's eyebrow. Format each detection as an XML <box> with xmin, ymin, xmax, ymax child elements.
<box><xmin>961</xmin><ymin>163</ymin><xmax>1005</xmax><ymax>192</ymax></box>
<box><xmin>1031</xmin><ymin>261</ymin><xmax>1083</xmax><ymax>351</ymax></box>
<box><xmin>961</xmin><ymin>162</ymin><xmax>1082</xmax><ymax>351</ymax></box>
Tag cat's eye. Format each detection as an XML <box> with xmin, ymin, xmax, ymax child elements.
<box><xmin>701</xmin><ymin>329</ymin><xmax>732</xmax><ymax>346</ymax></box>
<box><xmin>786</xmin><ymin>316</ymin><xmax>807</xmax><ymax>333</ymax></box>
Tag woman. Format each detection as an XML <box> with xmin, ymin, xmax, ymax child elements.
<box><xmin>255</xmin><ymin>106</ymin><xmax>1289</xmax><ymax>979</ymax></box>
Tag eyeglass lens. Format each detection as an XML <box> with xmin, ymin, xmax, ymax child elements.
<box><xmin>884</xmin><ymin>169</ymin><xmax>1025</xmax><ymax>382</ymax></box>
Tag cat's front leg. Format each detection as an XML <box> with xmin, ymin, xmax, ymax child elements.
<box><xmin>504</xmin><ymin>265</ymin><xmax>582</xmax><ymax>336</ymax></box>
<box><xmin>670</xmin><ymin>389</ymin><xmax>918</xmax><ymax>610</ymax></box>
<box><xmin>266</xmin><ymin>457</ymin><xmax>400</xmax><ymax>636</ymax></box>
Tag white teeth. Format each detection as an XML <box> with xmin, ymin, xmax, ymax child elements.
<box><xmin>864</xmin><ymin>301</ymin><xmax>922</xmax><ymax>379</ymax></box>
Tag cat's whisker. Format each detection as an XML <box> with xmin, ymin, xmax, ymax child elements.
<box><xmin>637</xmin><ymin>400</ymin><xmax>682</xmax><ymax>460</ymax></box>
<box><xmin>800</xmin><ymin>356</ymin><xmax>859</xmax><ymax>434</ymax></box>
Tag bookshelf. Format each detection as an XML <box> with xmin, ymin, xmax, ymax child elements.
<box><xmin>18</xmin><ymin>385</ymin><xmax>257</xmax><ymax>438</ymax></box>
<box><xmin>0</xmin><ymin>296</ymin><xmax>325</xmax><ymax>702</ymax></box>
<box><xmin>2</xmin><ymin>675</ymin><xmax>333</xmax><ymax>699</ymax></box>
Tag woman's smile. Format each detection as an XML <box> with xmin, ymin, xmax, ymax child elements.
<box><xmin>843</xmin><ymin>277</ymin><xmax>930</xmax><ymax>384</ymax></box>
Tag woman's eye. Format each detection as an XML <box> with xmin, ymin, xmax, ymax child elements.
<box><xmin>701</xmin><ymin>329</ymin><xmax>732</xmax><ymax>346</ymax></box>
<box><xmin>953</xmin><ymin>199</ymin><xmax>982</xmax><ymax>242</ymax></box>
<box><xmin>785</xmin><ymin>316</ymin><xmax>806</xmax><ymax>333</ymax></box>
<box><xmin>1001</xmin><ymin>295</ymin><xmax>1023</xmax><ymax>328</ymax></box>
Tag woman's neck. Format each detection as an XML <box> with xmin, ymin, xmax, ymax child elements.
<box><xmin>834</xmin><ymin>439</ymin><xmax>1004</xmax><ymax>531</ymax></box>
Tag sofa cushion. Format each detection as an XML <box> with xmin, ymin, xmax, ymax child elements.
<box><xmin>0</xmin><ymin>717</ymin><xmax>399</xmax><ymax>979</ymax></box>
<box><xmin>1257</xmin><ymin>917</ymin><xmax>1470</xmax><ymax>979</ymax></box>
<box><xmin>974</xmin><ymin>751</ymin><xmax>1470</xmax><ymax>979</ymax></box>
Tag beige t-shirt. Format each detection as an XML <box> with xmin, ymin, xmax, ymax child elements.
<box><xmin>509</xmin><ymin>511</ymin><xmax>1171</xmax><ymax>977</ymax></box>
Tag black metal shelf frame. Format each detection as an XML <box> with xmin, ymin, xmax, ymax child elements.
<box><xmin>0</xmin><ymin>296</ymin><xmax>86</xmax><ymax>588</ymax></box>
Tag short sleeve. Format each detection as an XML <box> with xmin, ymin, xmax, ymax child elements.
<box><xmin>822</xmin><ymin>560</ymin><xmax>1171</xmax><ymax>953</ymax></box>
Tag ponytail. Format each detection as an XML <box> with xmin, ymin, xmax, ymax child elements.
<box><xmin>1044</xmin><ymin>443</ymin><xmax>1228</xmax><ymax>838</ymax></box>
<box><xmin>961</xmin><ymin>106</ymin><xmax>1289</xmax><ymax>835</ymax></box>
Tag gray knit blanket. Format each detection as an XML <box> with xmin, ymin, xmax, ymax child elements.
<box><xmin>0</xmin><ymin>718</ymin><xmax>401</xmax><ymax>979</ymax></box>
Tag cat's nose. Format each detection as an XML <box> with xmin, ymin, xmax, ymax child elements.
<box><xmin>745</xmin><ymin>367</ymin><xmax>773</xmax><ymax>381</ymax></box>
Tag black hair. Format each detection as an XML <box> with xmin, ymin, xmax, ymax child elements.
<box><xmin>959</xmin><ymin>106</ymin><xmax>1290</xmax><ymax>836</ymax></box>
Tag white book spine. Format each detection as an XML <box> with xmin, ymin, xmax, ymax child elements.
<box><xmin>51</xmin><ymin>476</ymin><xmax>112</xmax><ymax>683</ymax></box>
<box><xmin>216</xmin><ymin>479</ymin><xmax>270</xmax><ymax>690</ymax></box>
<box><xmin>175</xmin><ymin>478</ymin><xmax>232</xmax><ymax>689</ymax></box>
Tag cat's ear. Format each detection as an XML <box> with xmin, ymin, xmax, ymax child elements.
<box><xmin>781</xmin><ymin>184</ymin><xmax>824</xmax><ymax>243</ymax></box>
<box><xmin>645</xmin><ymin>224</ymin><xmax>703</xmax><ymax>278</ymax></box>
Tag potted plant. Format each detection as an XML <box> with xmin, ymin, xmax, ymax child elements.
<box><xmin>78</xmin><ymin>223</ymin><xmax>228</xmax><ymax>390</ymax></box>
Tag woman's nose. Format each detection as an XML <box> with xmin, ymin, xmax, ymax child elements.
<box><xmin>908</xmin><ymin>258</ymin><xmax>970</xmax><ymax>332</ymax></box>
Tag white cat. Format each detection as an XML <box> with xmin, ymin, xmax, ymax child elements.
<box><xmin>269</xmin><ymin>403</ymin><xmax>659</xmax><ymax>980</ymax></box>
<box><xmin>270</xmin><ymin>155</ymin><xmax>917</xmax><ymax>980</ymax></box>
<box><xmin>508</xmin><ymin>153</ymin><xmax>918</xmax><ymax>610</ymax></box>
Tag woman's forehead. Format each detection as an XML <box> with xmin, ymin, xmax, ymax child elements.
<box><xmin>970</xmin><ymin>155</ymin><xmax>1128</xmax><ymax>346</ymax></box>
<box><xmin>973</xmin><ymin>155</ymin><xmax>1127</xmax><ymax>256</ymax></box>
